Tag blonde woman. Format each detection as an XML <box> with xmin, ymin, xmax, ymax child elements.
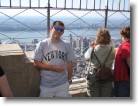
<box><xmin>84</xmin><ymin>28</ymin><xmax>116</xmax><ymax>97</ymax></box>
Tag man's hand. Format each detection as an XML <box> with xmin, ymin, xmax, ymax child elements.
<box><xmin>52</xmin><ymin>66</ymin><xmax>64</xmax><ymax>72</ymax></box>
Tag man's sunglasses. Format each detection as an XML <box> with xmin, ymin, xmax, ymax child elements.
<box><xmin>54</xmin><ymin>26</ymin><xmax>64</xmax><ymax>32</ymax></box>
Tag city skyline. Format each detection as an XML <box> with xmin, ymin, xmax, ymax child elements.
<box><xmin>0</xmin><ymin>16</ymin><xmax>129</xmax><ymax>44</ymax></box>
<box><xmin>0</xmin><ymin>16</ymin><xmax>130</xmax><ymax>31</ymax></box>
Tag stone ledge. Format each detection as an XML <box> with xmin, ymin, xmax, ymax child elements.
<box><xmin>69</xmin><ymin>78</ymin><xmax>87</xmax><ymax>97</ymax></box>
<box><xmin>0</xmin><ymin>44</ymin><xmax>23</xmax><ymax>56</ymax></box>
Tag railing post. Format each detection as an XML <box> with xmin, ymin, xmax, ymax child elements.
<box><xmin>105</xmin><ymin>0</ymin><xmax>108</xmax><ymax>28</ymax></box>
<box><xmin>29</xmin><ymin>0</ymin><xmax>31</xmax><ymax>8</ymax></box>
<box><xmin>47</xmin><ymin>0</ymin><xmax>50</xmax><ymax>38</ymax></box>
<box><xmin>86</xmin><ymin>0</ymin><xmax>88</xmax><ymax>9</ymax></box>
<box><xmin>10</xmin><ymin>0</ymin><xmax>12</xmax><ymax>7</ymax></box>
<box><xmin>19</xmin><ymin>0</ymin><xmax>21</xmax><ymax>7</ymax></box>
<box><xmin>79</xmin><ymin>0</ymin><xmax>81</xmax><ymax>9</ymax></box>
<box><xmin>71</xmin><ymin>0</ymin><xmax>73</xmax><ymax>8</ymax></box>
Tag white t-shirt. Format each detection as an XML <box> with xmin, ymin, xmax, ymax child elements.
<box><xmin>33</xmin><ymin>38</ymin><xmax>76</xmax><ymax>88</ymax></box>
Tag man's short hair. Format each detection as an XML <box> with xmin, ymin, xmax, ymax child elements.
<box><xmin>53</xmin><ymin>21</ymin><xmax>65</xmax><ymax>27</ymax></box>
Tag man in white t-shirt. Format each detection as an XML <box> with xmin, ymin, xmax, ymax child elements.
<box><xmin>33</xmin><ymin>21</ymin><xmax>76</xmax><ymax>97</ymax></box>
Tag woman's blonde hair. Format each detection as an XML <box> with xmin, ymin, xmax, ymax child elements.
<box><xmin>96</xmin><ymin>28</ymin><xmax>111</xmax><ymax>44</ymax></box>
<box><xmin>120</xmin><ymin>26</ymin><xmax>130</xmax><ymax>39</ymax></box>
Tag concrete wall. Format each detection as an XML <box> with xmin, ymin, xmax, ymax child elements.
<box><xmin>0</xmin><ymin>44</ymin><xmax>40</xmax><ymax>97</ymax></box>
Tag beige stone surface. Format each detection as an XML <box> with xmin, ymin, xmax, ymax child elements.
<box><xmin>0</xmin><ymin>44</ymin><xmax>23</xmax><ymax>56</ymax></box>
<box><xmin>69</xmin><ymin>78</ymin><xmax>87</xmax><ymax>97</ymax></box>
<box><xmin>25</xmin><ymin>51</ymin><xmax>34</xmax><ymax>63</ymax></box>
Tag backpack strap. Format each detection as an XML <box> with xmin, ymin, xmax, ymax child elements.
<box><xmin>91</xmin><ymin>46</ymin><xmax>112</xmax><ymax>67</ymax></box>
<box><xmin>102</xmin><ymin>47</ymin><xmax>112</xmax><ymax>66</ymax></box>
<box><xmin>91</xmin><ymin>48</ymin><xmax>101</xmax><ymax>67</ymax></box>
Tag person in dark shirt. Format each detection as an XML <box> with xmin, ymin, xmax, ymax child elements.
<box><xmin>0</xmin><ymin>66</ymin><xmax>13</xmax><ymax>97</ymax></box>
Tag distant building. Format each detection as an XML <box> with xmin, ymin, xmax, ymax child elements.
<box><xmin>81</xmin><ymin>37</ymin><xmax>89</xmax><ymax>54</ymax></box>
<box><xmin>69</xmin><ymin>34</ymin><xmax>72</xmax><ymax>47</ymax></box>
<box><xmin>72</xmin><ymin>40</ymin><xmax>76</xmax><ymax>49</ymax></box>
<box><xmin>76</xmin><ymin>37</ymin><xmax>81</xmax><ymax>49</ymax></box>
<box><xmin>32</xmin><ymin>39</ymin><xmax>38</xmax><ymax>44</ymax></box>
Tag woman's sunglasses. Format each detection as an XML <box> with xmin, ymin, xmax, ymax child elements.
<box><xmin>54</xmin><ymin>26</ymin><xmax>64</xmax><ymax>32</ymax></box>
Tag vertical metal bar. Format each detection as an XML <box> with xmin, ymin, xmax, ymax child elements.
<box><xmin>107</xmin><ymin>0</ymin><xmax>109</xmax><ymax>9</ymax></box>
<box><xmin>30</xmin><ymin>0</ymin><xmax>31</xmax><ymax>8</ymax></box>
<box><xmin>94</xmin><ymin>0</ymin><xmax>95</xmax><ymax>9</ymax></box>
<box><xmin>117</xmin><ymin>0</ymin><xmax>120</xmax><ymax>10</ymax></box>
<box><xmin>105</xmin><ymin>0</ymin><xmax>108</xmax><ymax>28</ymax></box>
<box><xmin>56</xmin><ymin>0</ymin><xmax>57</xmax><ymax>8</ymax></box>
<box><xmin>47</xmin><ymin>0</ymin><xmax>50</xmax><ymax>38</ymax></box>
<box><xmin>119</xmin><ymin>0</ymin><xmax>121</xmax><ymax>10</ymax></box>
<box><xmin>64</xmin><ymin>0</ymin><xmax>66</xmax><ymax>8</ymax></box>
<box><xmin>123</xmin><ymin>0</ymin><xmax>125</xmax><ymax>10</ymax></box>
<box><xmin>99</xmin><ymin>0</ymin><xmax>101</xmax><ymax>9</ymax></box>
<box><xmin>112</xmin><ymin>0</ymin><xmax>114</xmax><ymax>10</ymax></box>
<box><xmin>0</xmin><ymin>0</ymin><xmax>1</xmax><ymax>6</ymax></box>
<box><xmin>38</xmin><ymin>0</ymin><xmax>40</xmax><ymax>7</ymax></box>
<box><xmin>86</xmin><ymin>0</ymin><xmax>88</xmax><ymax>9</ymax></box>
<box><xmin>105</xmin><ymin>0</ymin><xmax>107</xmax><ymax>9</ymax></box>
<box><xmin>79</xmin><ymin>0</ymin><xmax>81</xmax><ymax>9</ymax></box>
<box><xmin>128</xmin><ymin>0</ymin><xmax>130</xmax><ymax>10</ymax></box>
<box><xmin>20</xmin><ymin>0</ymin><xmax>21</xmax><ymax>7</ymax></box>
<box><xmin>71</xmin><ymin>0</ymin><xmax>73</xmax><ymax>8</ymax></box>
<box><xmin>10</xmin><ymin>0</ymin><xmax>12</xmax><ymax>7</ymax></box>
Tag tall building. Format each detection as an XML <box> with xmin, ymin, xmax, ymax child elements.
<box><xmin>69</xmin><ymin>34</ymin><xmax>72</xmax><ymax>47</ymax></box>
<box><xmin>81</xmin><ymin>37</ymin><xmax>89</xmax><ymax>54</ymax></box>
<box><xmin>72</xmin><ymin>40</ymin><xmax>76</xmax><ymax>49</ymax></box>
<box><xmin>76</xmin><ymin>37</ymin><xmax>81</xmax><ymax>49</ymax></box>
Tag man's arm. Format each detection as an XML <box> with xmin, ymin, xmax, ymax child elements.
<box><xmin>67</xmin><ymin>61</ymin><xmax>73</xmax><ymax>84</ymax></box>
<box><xmin>33</xmin><ymin>60</ymin><xmax>64</xmax><ymax>72</ymax></box>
